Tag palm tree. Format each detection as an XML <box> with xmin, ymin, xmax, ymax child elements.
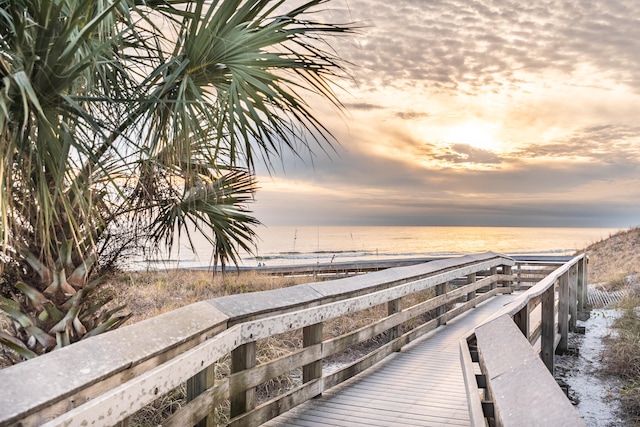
<box><xmin>0</xmin><ymin>0</ymin><xmax>352</xmax><ymax>363</ymax></box>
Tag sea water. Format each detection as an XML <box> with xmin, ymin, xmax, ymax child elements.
<box><xmin>134</xmin><ymin>226</ymin><xmax>620</xmax><ymax>270</ymax></box>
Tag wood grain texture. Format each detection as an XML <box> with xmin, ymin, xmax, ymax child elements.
<box><xmin>264</xmin><ymin>294</ymin><xmax>518</xmax><ymax>427</ymax></box>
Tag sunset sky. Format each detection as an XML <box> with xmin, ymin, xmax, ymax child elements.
<box><xmin>252</xmin><ymin>0</ymin><xmax>640</xmax><ymax>228</ymax></box>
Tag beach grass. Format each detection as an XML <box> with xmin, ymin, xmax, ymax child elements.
<box><xmin>104</xmin><ymin>269</ymin><xmax>312</xmax><ymax>324</ymax></box>
<box><xmin>580</xmin><ymin>227</ymin><xmax>640</xmax><ymax>424</ymax></box>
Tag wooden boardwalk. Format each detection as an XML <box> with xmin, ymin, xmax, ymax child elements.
<box><xmin>265</xmin><ymin>293</ymin><xmax>518</xmax><ymax>427</ymax></box>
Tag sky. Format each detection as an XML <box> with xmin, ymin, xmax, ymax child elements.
<box><xmin>252</xmin><ymin>0</ymin><xmax>640</xmax><ymax>228</ymax></box>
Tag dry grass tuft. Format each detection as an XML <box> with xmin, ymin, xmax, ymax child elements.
<box><xmin>603</xmin><ymin>294</ymin><xmax>640</xmax><ymax>422</ymax></box>
<box><xmin>588</xmin><ymin>228</ymin><xmax>640</xmax><ymax>424</ymax></box>
<box><xmin>581</xmin><ymin>227</ymin><xmax>640</xmax><ymax>286</ymax></box>
<box><xmin>104</xmin><ymin>269</ymin><xmax>310</xmax><ymax>324</ymax></box>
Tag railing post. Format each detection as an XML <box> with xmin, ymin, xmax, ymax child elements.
<box><xmin>230</xmin><ymin>342</ymin><xmax>257</xmax><ymax>418</ymax></box>
<box><xmin>436</xmin><ymin>282</ymin><xmax>447</xmax><ymax>325</ymax></box>
<box><xmin>466</xmin><ymin>273</ymin><xmax>477</xmax><ymax>307</ymax></box>
<box><xmin>502</xmin><ymin>265</ymin><xmax>513</xmax><ymax>292</ymax></box>
<box><xmin>557</xmin><ymin>272</ymin><xmax>569</xmax><ymax>354</ymax></box>
<box><xmin>541</xmin><ymin>285</ymin><xmax>555</xmax><ymax>374</ymax></box>
<box><xmin>186</xmin><ymin>365</ymin><xmax>215</xmax><ymax>427</ymax></box>
<box><xmin>303</xmin><ymin>322</ymin><xmax>324</xmax><ymax>391</ymax></box>
<box><xmin>490</xmin><ymin>267</ymin><xmax>497</xmax><ymax>290</ymax></box>
<box><xmin>569</xmin><ymin>264</ymin><xmax>578</xmax><ymax>332</ymax></box>
<box><xmin>387</xmin><ymin>298</ymin><xmax>403</xmax><ymax>343</ymax></box>
<box><xmin>513</xmin><ymin>303</ymin><xmax>530</xmax><ymax>339</ymax></box>
<box><xmin>577</xmin><ymin>256</ymin><xmax>589</xmax><ymax>320</ymax></box>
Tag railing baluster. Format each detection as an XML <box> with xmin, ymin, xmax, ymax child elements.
<box><xmin>541</xmin><ymin>284</ymin><xmax>555</xmax><ymax>374</ymax></box>
<box><xmin>577</xmin><ymin>256</ymin><xmax>587</xmax><ymax>316</ymax></box>
<box><xmin>230</xmin><ymin>342</ymin><xmax>257</xmax><ymax>418</ymax></box>
<box><xmin>490</xmin><ymin>267</ymin><xmax>498</xmax><ymax>290</ymax></box>
<box><xmin>303</xmin><ymin>322</ymin><xmax>324</xmax><ymax>394</ymax></box>
<box><xmin>557</xmin><ymin>273</ymin><xmax>569</xmax><ymax>353</ymax></box>
<box><xmin>513</xmin><ymin>303</ymin><xmax>530</xmax><ymax>339</ymax></box>
<box><xmin>387</xmin><ymin>298</ymin><xmax>403</xmax><ymax>343</ymax></box>
<box><xmin>502</xmin><ymin>265</ymin><xmax>513</xmax><ymax>292</ymax></box>
<box><xmin>466</xmin><ymin>273</ymin><xmax>477</xmax><ymax>307</ymax></box>
<box><xmin>436</xmin><ymin>282</ymin><xmax>447</xmax><ymax>325</ymax></box>
<box><xmin>186</xmin><ymin>365</ymin><xmax>215</xmax><ymax>427</ymax></box>
<box><xmin>569</xmin><ymin>265</ymin><xmax>578</xmax><ymax>332</ymax></box>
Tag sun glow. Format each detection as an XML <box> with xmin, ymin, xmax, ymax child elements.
<box><xmin>442</xmin><ymin>120</ymin><xmax>502</xmax><ymax>152</ymax></box>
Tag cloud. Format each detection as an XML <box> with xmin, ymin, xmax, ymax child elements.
<box><xmin>517</xmin><ymin>124</ymin><xmax>640</xmax><ymax>164</ymax></box>
<box><xmin>249</xmin><ymin>1</ymin><xmax>640</xmax><ymax>229</ymax></box>
<box><xmin>394</xmin><ymin>110</ymin><xmax>430</xmax><ymax>120</ymax></box>
<box><xmin>334</xmin><ymin>0</ymin><xmax>640</xmax><ymax>94</ymax></box>
<box><xmin>432</xmin><ymin>144</ymin><xmax>503</xmax><ymax>165</ymax></box>
<box><xmin>343</xmin><ymin>102</ymin><xmax>384</xmax><ymax>111</ymax></box>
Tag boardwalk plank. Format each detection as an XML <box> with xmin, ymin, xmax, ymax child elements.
<box><xmin>302</xmin><ymin>404</ymin><xmax>469</xmax><ymax>426</ymax></box>
<box><xmin>265</xmin><ymin>294</ymin><xmax>518</xmax><ymax>427</ymax></box>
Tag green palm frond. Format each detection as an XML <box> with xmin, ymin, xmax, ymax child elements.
<box><xmin>147</xmin><ymin>169</ymin><xmax>260</xmax><ymax>271</ymax></box>
<box><xmin>1</xmin><ymin>0</ymin><xmax>354</xmax><ymax>361</ymax></box>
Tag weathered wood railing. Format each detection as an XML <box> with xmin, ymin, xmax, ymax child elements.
<box><xmin>0</xmin><ymin>252</ymin><xmax>514</xmax><ymax>427</ymax></box>
<box><xmin>460</xmin><ymin>253</ymin><xmax>589</xmax><ymax>426</ymax></box>
<box><xmin>249</xmin><ymin>255</ymin><xmax>573</xmax><ymax>281</ymax></box>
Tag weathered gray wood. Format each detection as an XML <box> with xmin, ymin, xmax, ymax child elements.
<box><xmin>303</xmin><ymin>323</ymin><xmax>323</xmax><ymax>389</ymax></box>
<box><xmin>513</xmin><ymin>304</ymin><xmax>530</xmax><ymax>338</ymax></box>
<box><xmin>229</xmin><ymin>379</ymin><xmax>324</xmax><ymax>427</ymax></box>
<box><xmin>460</xmin><ymin>338</ymin><xmax>485</xmax><ymax>427</ymax></box>
<box><xmin>541</xmin><ymin>286</ymin><xmax>555</xmax><ymax>374</ymax></box>
<box><xmin>226</xmin><ymin>273</ymin><xmax>510</xmax><ymax>402</ymax></box>
<box><xmin>529</xmin><ymin>320</ymin><xmax>542</xmax><ymax>346</ymax></box>
<box><xmin>0</xmin><ymin>252</ymin><xmax>522</xmax><ymax>427</ymax></box>
<box><xmin>502</xmin><ymin>265</ymin><xmax>513</xmax><ymax>291</ymax></box>
<box><xmin>267</xmin><ymin>289</ymin><xmax>505</xmax><ymax>426</ymax></box>
<box><xmin>266</xmin><ymin>294</ymin><xmax>517</xmax><ymax>427</ymax></box>
<box><xmin>209</xmin><ymin>284</ymin><xmax>326</xmax><ymax>324</ymax></box>
<box><xmin>186</xmin><ymin>364</ymin><xmax>215</xmax><ymax>427</ymax></box>
<box><xmin>164</xmin><ymin>379</ymin><xmax>229</xmax><ymax>427</ymax></box>
<box><xmin>0</xmin><ymin>302</ymin><xmax>228</xmax><ymax>427</ymax></box>
<box><xmin>569</xmin><ymin>265</ymin><xmax>578</xmax><ymax>332</ymax></box>
<box><xmin>475</xmin><ymin>315</ymin><xmax>585</xmax><ymax>427</ymax></box>
<box><xmin>231</xmin><ymin>341</ymin><xmax>257</xmax><ymax>418</ymax></box>
<box><xmin>32</xmin><ymin>325</ymin><xmax>242</xmax><ymax>427</ymax></box>
<box><xmin>578</xmin><ymin>257</ymin><xmax>589</xmax><ymax>320</ymax></box>
<box><xmin>237</xmin><ymin>270</ymin><xmax>512</xmax><ymax>346</ymax></box>
<box><xmin>387</xmin><ymin>298</ymin><xmax>403</xmax><ymax>342</ymax></box>
<box><xmin>213</xmin><ymin>253</ymin><xmax>513</xmax><ymax>326</ymax></box>
<box><xmin>466</xmin><ymin>273</ymin><xmax>477</xmax><ymax>307</ymax></box>
<box><xmin>435</xmin><ymin>282</ymin><xmax>447</xmax><ymax>323</ymax></box>
<box><xmin>490</xmin><ymin>267</ymin><xmax>498</xmax><ymax>290</ymax></box>
<box><xmin>229</xmin><ymin>344</ymin><xmax>321</xmax><ymax>395</ymax></box>
<box><xmin>578</xmin><ymin>257</ymin><xmax>586</xmax><ymax>313</ymax></box>
<box><xmin>557</xmin><ymin>273</ymin><xmax>569</xmax><ymax>353</ymax></box>
<box><xmin>494</xmin><ymin>253</ymin><xmax>586</xmax><ymax>320</ymax></box>
<box><xmin>447</xmin><ymin>288</ymin><xmax>500</xmax><ymax>320</ymax></box>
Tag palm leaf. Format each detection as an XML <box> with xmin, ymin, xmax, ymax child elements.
<box><xmin>14</xmin><ymin>281</ymin><xmax>48</xmax><ymax>311</ymax></box>
<box><xmin>0</xmin><ymin>331</ymin><xmax>38</xmax><ymax>360</ymax></box>
<box><xmin>1</xmin><ymin>0</ymin><xmax>354</xmax><ymax>362</ymax></box>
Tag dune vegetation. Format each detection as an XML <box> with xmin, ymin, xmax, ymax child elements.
<box><xmin>582</xmin><ymin>227</ymin><xmax>640</xmax><ymax>424</ymax></box>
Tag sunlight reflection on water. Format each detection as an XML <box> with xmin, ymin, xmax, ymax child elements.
<box><xmin>131</xmin><ymin>226</ymin><xmax>619</xmax><ymax>270</ymax></box>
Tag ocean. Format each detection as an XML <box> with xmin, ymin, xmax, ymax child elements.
<box><xmin>135</xmin><ymin>226</ymin><xmax>621</xmax><ymax>270</ymax></box>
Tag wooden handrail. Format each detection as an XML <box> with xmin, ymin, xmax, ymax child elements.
<box><xmin>0</xmin><ymin>252</ymin><xmax>514</xmax><ymax>427</ymax></box>
<box><xmin>461</xmin><ymin>254</ymin><xmax>588</xmax><ymax>426</ymax></box>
